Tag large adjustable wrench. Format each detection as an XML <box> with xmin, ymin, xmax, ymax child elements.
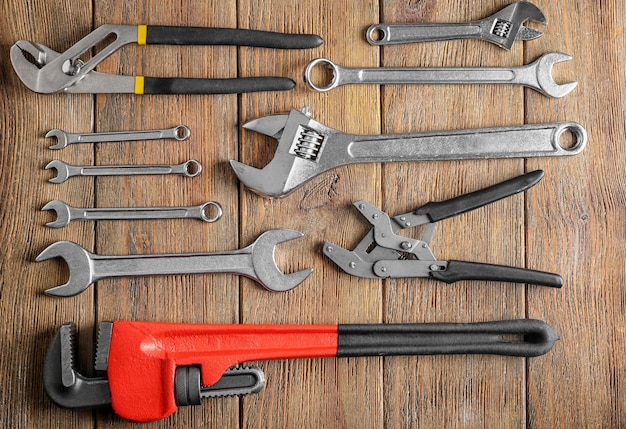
<box><xmin>44</xmin><ymin>319</ymin><xmax>558</xmax><ymax>422</ymax></box>
<box><xmin>230</xmin><ymin>108</ymin><xmax>587</xmax><ymax>199</ymax></box>
<box><xmin>36</xmin><ymin>229</ymin><xmax>312</xmax><ymax>296</ymax></box>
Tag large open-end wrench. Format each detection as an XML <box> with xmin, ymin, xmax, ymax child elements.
<box><xmin>42</xmin><ymin>200</ymin><xmax>223</xmax><ymax>228</ymax></box>
<box><xmin>36</xmin><ymin>229</ymin><xmax>312</xmax><ymax>296</ymax></box>
<box><xmin>305</xmin><ymin>53</ymin><xmax>577</xmax><ymax>97</ymax></box>
<box><xmin>230</xmin><ymin>108</ymin><xmax>587</xmax><ymax>199</ymax></box>
<box><xmin>46</xmin><ymin>125</ymin><xmax>190</xmax><ymax>149</ymax></box>
<box><xmin>366</xmin><ymin>2</ymin><xmax>547</xmax><ymax>50</ymax></box>
<box><xmin>45</xmin><ymin>159</ymin><xmax>201</xmax><ymax>183</ymax></box>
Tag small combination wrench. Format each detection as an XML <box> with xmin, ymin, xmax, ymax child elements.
<box><xmin>45</xmin><ymin>159</ymin><xmax>201</xmax><ymax>183</ymax></box>
<box><xmin>42</xmin><ymin>200</ymin><xmax>223</xmax><ymax>228</ymax></box>
<box><xmin>366</xmin><ymin>2</ymin><xmax>547</xmax><ymax>50</ymax></box>
<box><xmin>36</xmin><ymin>229</ymin><xmax>312</xmax><ymax>296</ymax></box>
<box><xmin>44</xmin><ymin>319</ymin><xmax>558</xmax><ymax>421</ymax></box>
<box><xmin>46</xmin><ymin>125</ymin><xmax>190</xmax><ymax>149</ymax></box>
<box><xmin>305</xmin><ymin>53</ymin><xmax>577</xmax><ymax>97</ymax></box>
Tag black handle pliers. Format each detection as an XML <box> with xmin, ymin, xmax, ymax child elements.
<box><xmin>323</xmin><ymin>170</ymin><xmax>563</xmax><ymax>288</ymax></box>
<box><xmin>10</xmin><ymin>24</ymin><xmax>322</xmax><ymax>94</ymax></box>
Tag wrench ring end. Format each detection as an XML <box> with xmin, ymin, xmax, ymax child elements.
<box><xmin>305</xmin><ymin>58</ymin><xmax>340</xmax><ymax>92</ymax></box>
<box><xmin>199</xmin><ymin>201</ymin><xmax>223</xmax><ymax>223</ymax></box>
<box><xmin>366</xmin><ymin>25</ymin><xmax>387</xmax><ymax>46</ymax></box>
<box><xmin>174</xmin><ymin>125</ymin><xmax>191</xmax><ymax>141</ymax></box>
<box><xmin>182</xmin><ymin>160</ymin><xmax>202</xmax><ymax>177</ymax></box>
<box><xmin>553</xmin><ymin>122</ymin><xmax>587</xmax><ymax>155</ymax></box>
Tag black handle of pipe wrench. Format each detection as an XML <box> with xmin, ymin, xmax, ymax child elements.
<box><xmin>145</xmin><ymin>26</ymin><xmax>324</xmax><ymax>49</ymax></box>
<box><xmin>415</xmin><ymin>170</ymin><xmax>544</xmax><ymax>223</ymax></box>
<box><xmin>143</xmin><ymin>77</ymin><xmax>296</xmax><ymax>94</ymax></box>
<box><xmin>430</xmin><ymin>260</ymin><xmax>563</xmax><ymax>288</ymax></box>
<box><xmin>337</xmin><ymin>319</ymin><xmax>558</xmax><ymax>358</ymax></box>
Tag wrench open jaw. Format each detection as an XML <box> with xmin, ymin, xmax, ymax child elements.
<box><xmin>367</xmin><ymin>1</ymin><xmax>547</xmax><ymax>50</ymax></box>
<box><xmin>36</xmin><ymin>229</ymin><xmax>312</xmax><ymax>297</ymax></box>
<box><xmin>230</xmin><ymin>108</ymin><xmax>587</xmax><ymax>199</ymax></box>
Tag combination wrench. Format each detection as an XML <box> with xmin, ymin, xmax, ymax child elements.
<box><xmin>36</xmin><ymin>229</ymin><xmax>312</xmax><ymax>296</ymax></box>
<box><xmin>45</xmin><ymin>159</ymin><xmax>201</xmax><ymax>183</ymax></box>
<box><xmin>42</xmin><ymin>200</ymin><xmax>223</xmax><ymax>228</ymax></box>
<box><xmin>46</xmin><ymin>125</ymin><xmax>190</xmax><ymax>149</ymax></box>
<box><xmin>304</xmin><ymin>53</ymin><xmax>577</xmax><ymax>98</ymax></box>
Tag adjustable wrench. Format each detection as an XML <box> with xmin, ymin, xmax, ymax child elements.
<box><xmin>230</xmin><ymin>108</ymin><xmax>587</xmax><ymax>199</ymax></box>
<box><xmin>46</xmin><ymin>125</ymin><xmax>190</xmax><ymax>149</ymax></box>
<box><xmin>45</xmin><ymin>159</ymin><xmax>201</xmax><ymax>183</ymax></box>
<box><xmin>42</xmin><ymin>200</ymin><xmax>223</xmax><ymax>228</ymax></box>
<box><xmin>366</xmin><ymin>2</ymin><xmax>547</xmax><ymax>50</ymax></box>
<box><xmin>44</xmin><ymin>319</ymin><xmax>558</xmax><ymax>422</ymax></box>
<box><xmin>305</xmin><ymin>53</ymin><xmax>577</xmax><ymax>97</ymax></box>
<box><xmin>35</xmin><ymin>229</ymin><xmax>312</xmax><ymax>296</ymax></box>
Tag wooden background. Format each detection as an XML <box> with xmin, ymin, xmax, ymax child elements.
<box><xmin>1</xmin><ymin>0</ymin><xmax>624</xmax><ymax>427</ymax></box>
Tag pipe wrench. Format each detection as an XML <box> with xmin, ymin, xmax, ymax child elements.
<box><xmin>44</xmin><ymin>319</ymin><xmax>558</xmax><ymax>421</ymax></box>
<box><xmin>11</xmin><ymin>25</ymin><xmax>322</xmax><ymax>94</ymax></box>
<box><xmin>324</xmin><ymin>170</ymin><xmax>563</xmax><ymax>287</ymax></box>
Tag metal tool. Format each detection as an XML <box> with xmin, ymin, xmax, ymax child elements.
<box><xmin>367</xmin><ymin>2</ymin><xmax>546</xmax><ymax>50</ymax></box>
<box><xmin>42</xmin><ymin>200</ymin><xmax>223</xmax><ymax>228</ymax></box>
<box><xmin>45</xmin><ymin>159</ymin><xmax>202</xmax><ymax>183</ymax></box>
<box><xmin>11</xmin><ymin>24</ymin><xmax>323</xmax><ymax>94</ymax></box>
<box><xmin>46</xmin><ymin>125</ymin><xmax>190</xmax><ymax>149</ymax></box>
<box><xmin>230</xmin><ymin>108</ymin><xmax>587</xmax><ymax>199</ymax></box>
<box><xmin>324</xmin><ymin>170</ymin><xmax>563</xmax><ymax>287</ymax></box>
<box><xmin>35</xmin><ymin>229</ymin><xmax>311</xmax><ymax>296</ymax></box>
<box><xmin>44</xmin><ymin>319</ymin><xmax>558</xmax><ymax>421</ymax></box>
<box><xmin>305</xmin><ymin>53</ymin><xmax>577</xmax><ymax>97</ymax></box>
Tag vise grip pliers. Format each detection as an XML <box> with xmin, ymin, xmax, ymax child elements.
<box><xmin>11</xmin><ymin>24</ymin><xmax>322</xmax><ymax>94</ymax></box>
<box><xmin>324</xmin><ymin>170</ymin><xmax>563</xmax><ymax>288</ymax></box>
<box><xmin>44</xmin><ymin>319</ymin><xmax>557</xmax><ymax>422</ymax></box>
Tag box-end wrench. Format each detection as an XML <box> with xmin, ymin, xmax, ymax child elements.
<box><xmin>45</xmin><ymin>159</ymin><xmax>201</xmax><ymax>183</ymax></box>
<box><xmin>35</xmin><ymin>229</ymin><xmax>312</xmax><ymax>296</ymax></box>
<box><xmin>46</xmin><ymin>125</ymin><xmax>190</xmax><ymax>149</ymax></box>
<box><xmin>42</xmin><ymin>200</ymin><xmax>223</xmax><ymax>228</ymax></box>
<box><xmin>304</xmin><ymin>53</ymin><xmax>577</xmax><ymax>98</ymax></box>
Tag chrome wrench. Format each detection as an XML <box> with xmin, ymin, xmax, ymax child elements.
<box><xmin>45</xmin><ymin>160</ymin><xmax>202</xmax><ymax>183</ymax></box>
<box><xmin>42</xmin><ymin>200</ymin><xmax>223</xmax><ymax>228</ymax></box>
<box><xmin>304</xmin><ymin>53</ymin><xmax>577</xmax><ymax>98</ymax></box>
<box><xmin>46</xmin><ymin>125</ymin><xmax>190</xmax><ymax>149</ymax></box>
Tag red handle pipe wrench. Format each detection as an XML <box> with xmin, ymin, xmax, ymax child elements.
<box><xmin>44</xmin><ymin>320</ymin><xmax>558</xmax><ymax>422</ymax></box>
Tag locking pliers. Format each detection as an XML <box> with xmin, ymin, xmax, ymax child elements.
<box><xmin>324</xmin><ymin>170</ymin><xmax>563</xmax><ymax>288</ymax></box>
<box><xmin>11</xmin><ymin>24</ymin><xmax>322</xmax><ymax>94</ymax></box>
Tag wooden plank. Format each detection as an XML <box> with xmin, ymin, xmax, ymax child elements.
<box><xmin>237</xmin><ymin>1</ymin><xmax>383</xmax><ymax>428</ymax></box>
<box><xmin>91</xmin><ymin>2</ymin><xmax>241</xmax><ymax>427</ymax></box>
<box><xmin>525</xmin><ymin>1</ymin><xmax>626</xmax><ymax>427</ymax></box>
<box><xmin>0</xmin><ymin>1</ymin><xmax>95</xmax><ymax>427</ymax></box>
<box><xmin>378</xmin><ymin>1</ymin><xmax>527</xmax><ymax>427</ymax></box>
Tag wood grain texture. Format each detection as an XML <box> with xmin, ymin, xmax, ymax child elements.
<box><xmin>0</xmin><ymin>0</ymin><xmax>623</xmax><ymax>428</ymax></box>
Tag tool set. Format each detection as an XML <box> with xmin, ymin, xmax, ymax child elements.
<box><xmin>9</xmin><ymin>1</ymin><xmax>586</xmax><ymax>422</ymax></box>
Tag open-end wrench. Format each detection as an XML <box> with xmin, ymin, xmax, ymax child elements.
<box><xmin>366</xmin><ymin>2</ymin><xmax>547</xmax><ymax>50</ymax></box>
<box><xmin>45</xmin><ymin>159</ymin><xmax>201</xmax><ymax>183</ymax></box>
<box><xmin>45</xmin><ymin>319</ymin><xmax>558</xmax><ymax>421</ymax></box>
<box><xmin>305</xmin><ymin>53</ymin><xmax>577</xmax><ymax>98</ymax></box>
<box><xmin>46</xmin><ymin>125</ymin><xmax>190</xmax><ymax>149</ymax></box>
<box><xmin>35</xmin><ymin>229</ymin><xmax>312</xmax><ymax>296</ymax></box>
<box><xmin>230</xmin><ymin>108</ymin><xmax>587</xmax><ymax>199</ymax></box>
<box><xmin>42</xmin><ymin>200</ymin><xmax>223</xmax><ymax>228</ymax></box>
